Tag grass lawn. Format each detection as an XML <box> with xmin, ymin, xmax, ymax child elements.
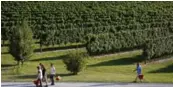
<box><xmin>1</xmin><ymin>44</ymin><xmax>173</xmax><ymax>83</ymax></box>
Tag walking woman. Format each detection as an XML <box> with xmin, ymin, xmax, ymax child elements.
<box><xmin>39</xmin><ymin>63</ymin><xmax>48</xmax><ymax>87</ymax></box>
<box><xmin>36</xmin><ymin>66</ymin><xmax>43</xmax><ymax>87</ymax></box>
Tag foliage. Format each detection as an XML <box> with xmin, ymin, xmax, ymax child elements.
<box><xmin>86</xmin><ymin>27</ymin><xmax>172</xmax><ymax>55</ymax></box>
<box><xmin>63</xmin><ymin>51</ymin><xmax>88</xmax><ymax>75</ymax></box>
<box><xmin>9</xmin><ymin>20</ymin><xmax>34</xmax><ymax>65</ymax></box>
<box><xmin>143</xmin><ymin>36</ymin><xmax>173</xmax><ymax>60</ymax></box>
<box><xmin>2</xmin><ymin>2</ymin><xmax>173</xmax><ymax>59</ymax></box>
<box><xmin>2</xmin><ymin>2</ymin><xmax>173</xmax><ymax>46</ymax></box>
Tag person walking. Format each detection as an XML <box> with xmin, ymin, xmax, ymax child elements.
<box><xmin>36</xmin><ymin>66</ymin><xmax>43</xmax><ymax>87</ymax></box>
<box><xmin>50</xmin><ymin>63</ymin><xmax>56</xmax><ymax>85</ymax></box>
<box><xmin>133</xmin><ymin>62</ymin><xmax>142</xmax><ymax>82</ymax></box>
<box><xmin>39</xmin><ymin>63</ymin><xmax>48</xmax><ymax>87</ymax></box>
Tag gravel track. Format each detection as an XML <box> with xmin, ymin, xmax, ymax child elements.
<box><xmin>1</xmin><ymin>82</ymin><xmax>173</xmax><ymax>87</ymax></box>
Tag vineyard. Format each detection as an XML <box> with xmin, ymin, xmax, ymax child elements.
<box><xmin>1</xmin><ymin>2</ymin><xmax>173</xmax><ymax>60</ymax></box>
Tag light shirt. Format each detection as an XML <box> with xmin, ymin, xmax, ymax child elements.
<box><xmin>37</xmin><ymin>69</ymin><xmax>43</xmax><ymax>79</ymax></box>
<box><xmin>50</xmin><ymin>66</ymin><xmax>56</xmax><ymax>75</ymax></box>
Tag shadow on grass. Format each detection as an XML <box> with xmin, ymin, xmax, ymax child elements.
<box><xmin>30</xmin><ymin>55</ymin><xmax>66</xmax><ymax>62</ymax></box>
<box><xmin>1</xmin><ymin>64</ymin><xmax>17</xmax><ymax>68</ymax></box>
<box><xmin>1</xmin><ymin>52</ymin><xmax>9</xmax><ymax>54</ymax></box>
<box><xmin>16</xmin><ymin>73</ymin><xmax>73</xmax><ymax>79</ymax></box>
<box><xmin>89</xmin><ymin>55</ymin><xmax>144</xmax><ymax>67</ymax></box>
<box><xmin>34</xmin><ymin>44</ymin><xmax>85</xmax><ymax>52</ymax></box>
<box><xmin>56</xmin><ymin>73</ymin><xmax>74</xmax><ymax>77</ymax></box>
<box><xmin>1</xmin><ymin>44</ymin><xmax>9</xmax><ymax>47</ymax></box>
<box><xmin>149</xmin><ymin>64</ymin><xmax>173</xmax><ymax>73</ymax></box>
<box><xmin>16</xmin><ymin>75</ymin><xmax>37</xmax><ymax>79</ymax></box>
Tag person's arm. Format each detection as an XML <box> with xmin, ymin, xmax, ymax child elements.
<box><xmin>50</xmin><ymin>66</ymin><xmax>56</xmax><ymax>74</ymax></box>
<box><xmin>133</xmin><ymin>67</ymin><xmax>137</xmax><ymax>72</ymax></box>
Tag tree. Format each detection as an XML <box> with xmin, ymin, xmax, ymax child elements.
<box><xmin>9</xmin><ymin>20</ymin><xmax>34</xmax><ymax>65</ymax></box>
<box><xmin>1</xmin><ymin>27</ymin><xmax>8</xmax><ymax>46</ymax></box>
<box><xmin>63</xmin><ymin>51</ymin><xmax>87</xmax><ymax>75</ymax></box>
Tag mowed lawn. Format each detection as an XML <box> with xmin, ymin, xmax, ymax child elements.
<box><xmin>1</xmin><ymin>44</ymin><xmax>173</xmax><ymax>83</ymax></box>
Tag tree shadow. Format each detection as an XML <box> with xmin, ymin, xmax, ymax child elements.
<box><xmin>34</xmin><ymin>44</ymin><xmax>85</xmax><ymax>52</ymax></box>
<box><xmin>56</xmin><ymin>73</ymin><xmax>74</xmax><ymax>77</ymax></box>
<box><xmin>16</xmin><ymin>73</ymin><xmax>73</xmax><ymax>79</ymax></box>
<box><xmin>30</xmin><ymin>55</ymin><xmax>66</xmax><ymax>62</ymax></box>
<box><xmin>89</xmin><ymin>55</ymin><xmax>144</xmax><ymax>67</ymax></box>
<box><xmin>1</xmin><ymin>64</ymin><xmax>17</xmax><ymax>68</ymax></box>
<box><xmin>16</xmin><ymin>75</ymin><xmax>37</xmax><ymax>79</ymax></box>
<box><xmin>1</xmin><ymin>44</ymin><xmax>9</xmax><ymax>47</ymax></box>
<box><xmin>1</xmin><ymin>64</ymin><xmax>17</xmax><ymax>72</ymax></box>
<box><xmin>149</xmin><ymin>64</ymin><xmax>173</xmax><ymax>73</ymax></box>
<box><xmin>1</xmin><ymin>52</ymin><xmax>9</xmax><ymax>54</ymax></box>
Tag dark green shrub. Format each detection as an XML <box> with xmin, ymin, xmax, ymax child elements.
<box><xmin>86</xmin><ymin>28</ymin><xmax>172</xmax><ymax>55</ymax></box>
<box><xmin>143</xmin><ymin>36</ymin><xmax>173</xmax><ymax>60</ymax></box>
<box><xmin>63</xmin><ymin>51</ymin><xmax>88</xmax><ymax>75</ymax></box>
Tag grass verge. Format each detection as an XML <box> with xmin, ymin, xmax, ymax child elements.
<box><xmin>1</xmin><ymin>45</ymin><xmax>173</xmax><ymax>83</ymax></box>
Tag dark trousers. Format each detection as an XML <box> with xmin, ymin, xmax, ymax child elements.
<box><xmin>50</xmin><ymin>74</ymin><xmax>55</xmax><ymax>85</ymax></box>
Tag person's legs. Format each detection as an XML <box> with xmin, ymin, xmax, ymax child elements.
<box><xmin>134</xmin><ymin>75</ymin><xmax>138</xmax><ymax>82</ymax></box>
<box><xmin>139</xmin><ymin>79</ymin><xmax>142</xmax><ymax>82</ymax></box>
<box><xmin>50</xmin><ymin>74</ymin><xmax>53</xmax><ymax>85</ymax></box>
<box><xmin>52</xmin><ymin>75</ymin><xmax>55</xmax><ymax>85</ymax></box>
<box><xmin>39</xmin><ymin>79</ymin><xmax>43</xmax><ymax>87</ymax></box>
<box><xmin>42</xmin><ymin>70</ymin><xmax>45</xmax><ymax>82</ymax></box>
<box><xmin>44</xmin><ymin>73</ymin><xmax>48</xmax><ymax>87</ymax></box>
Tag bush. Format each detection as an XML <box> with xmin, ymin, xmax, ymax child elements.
<box><xmin>63</xmin><ymin>51</ymin><xmax>88</xmax><ymax>75</ymax></box>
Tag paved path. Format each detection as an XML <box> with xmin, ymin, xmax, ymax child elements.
<box><xmin>1</xmin><ymin>82</ymin><xmax>173</xmax><ymax>87</ymax></box>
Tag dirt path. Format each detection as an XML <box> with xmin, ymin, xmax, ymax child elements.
<box><xmin>1</xmin><ymin>82</ymin><xmax>173</xmax><ymax>87</ymax></box>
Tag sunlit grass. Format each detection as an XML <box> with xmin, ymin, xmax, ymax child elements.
<box><xmin>1</xmin><ymin>45</ymin><xmax>173</xmax><ymax>83</ymax></box>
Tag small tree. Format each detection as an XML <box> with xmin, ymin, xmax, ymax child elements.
<box><xmin>9</xmin><ymin>20</ymin><xmax>34</xmax><ymax>65</ymax></box>
<box><xmin>63</xmin><ymin>51</ymin><xmax>88</xmax><ymax>75</ymax></box>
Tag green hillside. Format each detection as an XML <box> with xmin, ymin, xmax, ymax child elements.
<box><xmin>1</xmin><ymin>1</ymin><xmax>173</xmax><ymax>83</ymax></box>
